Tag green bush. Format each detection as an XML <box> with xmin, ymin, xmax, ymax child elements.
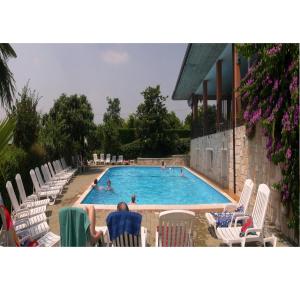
<box><xmin>118</xmin><ymin>128</ymin><xmax>136</xmax><ymax>144</ymax></box>
<box><xmin>175</xmin><ymin>138</ymin><xmax>190</xmax><ymax>154</ymax></box>
<box><xmin>0</xmin><ymin>146</ymin><xmax>28</xmax><ymax>209</ymax></box>
<box><xmin>166</xmin><ymin>129</ymin><xmax>190</xmax><ymax>139</ymax></box>
<box><xmin>120</xmin><ymin>139</ymin><xmax>142</xmax><ymax>159</ymax></box>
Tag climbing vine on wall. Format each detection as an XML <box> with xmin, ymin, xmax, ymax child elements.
<box><xmin>237</xmin><ymin>43</ymin><xmax>299</xmax><ymax>232</ymax></box>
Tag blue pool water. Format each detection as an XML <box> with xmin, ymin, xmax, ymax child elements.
<box><xmin>81</xmin><ymin>166</ymin><xmax>230</xmax><ymax>205</ymax></box>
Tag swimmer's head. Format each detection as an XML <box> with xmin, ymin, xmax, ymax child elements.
<box><xmin>117</xmin><ymin>201</ymin><xmax>129</xmax><ymax>211</ymax></box>
<box><xmin>94</xmin><ymin>179</ymin><xmax>98</xmax><ymax>185</ymax></box>
<box><xmin>131</xmin><ymin>194</ymin><xmax>136</xmax><ymax>203</ymax></box>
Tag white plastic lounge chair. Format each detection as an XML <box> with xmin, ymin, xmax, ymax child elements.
<box><xmin>60</xmin><ymin>158</ymin><xmax>77</xmax><ymax>175</ymax></box>
<box><xmin>216</xmin><ymin>184</ymin><xmax>271</xmax><ymax>247</ymax></box>
<box><xmin>47</xmin><ymin>162</ymin><xmax>70</xmax><ymax>182</ymax></box>
<box><xmin>15</xmin><ymin>174</ymin><xmax>50</xmax><ymax>207</ymax></box>
<box><xmin>30</xmin><ymin>170</ymin><xmax>59</xmax><ymax>204</ymax></box>
<box><xmin>54</xmin><ymin>160</ymin><xmax>74</xmax><ymax>178</ymax></box>
<box><xmin>6</xmin><ymin>181</ymin><xmax>47</xmax><ymax>218</ymax></box>
<box><xmin>105</xmin><ymin>154</ymin><xmax>111</xmax><ymax>164</ymax></box>
<box><xmin>93</xmin><ymin>153</ymin><xmax>100</xmax><ymax>165</ymax></box>
<box><xmin>205</xmin><ymin>179</ymin><xmax>254</xmax><ymax>230</ymax></box>
<box><xmin>41</xmin><ymin>165</ymin><xmax>68</xmax><ymax>187</ymax></box>
<box><xmin>117</xmin><ymin>155</ymin><xmax>124</xmax><ymax>164</ymax></box>
<box><xmin>155</xmin><ymin>210</ymin><xmax>195</xmax><ymax>247</ymax></box>
<box><xmin>35</xmin><ymin>167</ymin><xmax>63</xmax><ymax>193</ymax></box>
<box><xmin>111</xmin><ymin>155</ymin><xmax>117</xmax><ymax>164</ymax></box>
<box><xmin>100</xmin><ymin>153</ymin><xmax>105</xmax><ymax>165</ymax></box>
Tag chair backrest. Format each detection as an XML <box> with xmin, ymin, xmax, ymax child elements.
<box><xmin>30</xmin><ymin>169</ymin><xmax>41</xmax><ymax>193</ymax></box>
<box><xmin>59</xmin><ymin>207</ymin><xmax>90</xmax><ymax>247</ymax></box>
<box><xmin>61</xmin><ymin>158</ymin><xmax>67</xmax><ymax>169</ymax></box>
<box><xmin>100</xmin><ymin>153</ymin><xmax>104</xmax><ymax>160</ymax></box>
<box><xmin>118</xmin><ymin>155</ymin><xmax>123</xmax><ymax>161</ymax></box>
<box><xmin>252</xmin><ymin>184</ymin><xmax>270</xmax><ymax>229</ymax></box>
<box><xmin>111</xmin><ymin>155</ymin><xmax>116</xmax><ymax>162</ymax></box>
<box><xmin>93</xmin><ymin>153</ymin><xmax>98</xmax><ymax>162</ymax></box>
<box><xmin>239</xmin><ymin>179</ymin><xmax>254</xmax><ymax>212</ymax></box>
<box><xmin>106</xmin><ymin>154</ymin><xmax>111</xmax><ymax>161</ymax></box>
<box><xmin>53</xmin><ymin>160</ymin><xmax>60</xmax><ymax>173</ymax></box>
<box><xmin>106</xmin><ymin>211</ymin><xmax>142</xmax><ymax>247</ymax></box>
<box><xmin>157</xmin><ymin>210</ymin><xmax>195</xmax><ymax>247</ymax></box>
<box><xmin>35</xmin><ymin>167</ymin><xmax>45</xmax><ymax>187</ymax></box>
<box><xmin>41</xmin><ymin>165</ymin><xmax>50</xmax><ymax>183</ymax></box>
<box><xmin>57</xmin><ymin>160</ymin><xmax>64</xmax><ymax>171</ymax></box>
<box><xmin>48</xmin><ymin>162</ymin><xmax>56</xmax><ymax>177</ymax></box>
<box><xmin>5</xmin><ymin>181</ymin><xmax>20</xmax><ymax>211</ymax></box>
<box><xmin>15</xmin><ymin>174</ymin><xmax>28</xmax><ymax>203</ymax></box>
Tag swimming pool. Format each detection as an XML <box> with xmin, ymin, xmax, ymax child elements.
<box><xmin>81</xmin><ymin>166</ymin><xmax>230</xmax><ymax>205</ymax></box>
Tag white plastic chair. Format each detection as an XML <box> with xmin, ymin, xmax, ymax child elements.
<box><xmin>111</xmin><ymin>155</ymin><xmax>117</xmax><ymax>164</ymax></box>
<box><xmin>205</xmin><ymin>179</ymin><xmax>254</xmax><ymax>230</ymax></box>
<box><xmin>15</xmin><ymin>174</ymin><xmax>50</xmax><ymax>207</ymax></box>
<box><xmin>60</xmin><ymin>158</ymin><xmax>77</xmax><ymax>175</ymax></box>
<box><xmin>216</xmin><ymin>184</ymin><xmax>271</xmax><ymax>247</ymax></box>
<box><xmin>41</xmin><ymin>165</ymin><xmax>68</xmax><ymax>187</ymax></box>
<box><xmin>93</xmin><ymin>153</ymin><xmax>100</xmax><ymax>165</ymax></box>
<box><xmin>47</xmin><ymin>162</ymin><xmax>70</xmax><ymax>182</ymax></box>
<box><xmin>105</xmin><ymin>154</ymin><xmax>111</xmax><ymax>164</ymax></box>
<box><xmin>155</xmin><ymin>210</ymin><xmax>195</xmax><ymax>247</ymax></box>
<box><xmin>29</xmin><ymin>170</ymin><xmax>59</xmax><ymax>204</ymax></box>
<box><xmin>100</xmin><ymin>153</ymin><xmax>105</xmax><ymax>165</ymax></box>
<box><xmin>6</xmin><ymin>181</ymin><xmax>47</xmax><ymax>218</ymax></box>
<box><xmin>117</xmin><ymin>155</ymin><xmax>124</xmax><ymax>164</ymax></box>
<box><xmin>35</xmin><ymin>167</ymin><xmax>63</xmax><ymax>193</ymax></box>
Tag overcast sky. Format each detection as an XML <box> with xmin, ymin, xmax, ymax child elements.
<box><xmin>3</xmin><ymin>43</ymin><xmax>190</xmax><ymax>123</ymax></box>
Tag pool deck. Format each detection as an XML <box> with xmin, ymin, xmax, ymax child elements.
<box><xmin>47</xmin><ymin>166</ymin><xmax>293</xmax><ymax>247</ymax></box>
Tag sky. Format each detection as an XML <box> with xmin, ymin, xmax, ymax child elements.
<box><xmin>3</xmin><ymin>43</ymin><xmax>190</xmax><ymax>123</ymax></box>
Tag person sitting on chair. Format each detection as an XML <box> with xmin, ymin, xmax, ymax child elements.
<box><xmin>117</xmin><ymin>201</ymin><xmax>129</xmax><ymax>211</ymax></box>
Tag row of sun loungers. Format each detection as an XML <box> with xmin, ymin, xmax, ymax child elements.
<box><xmin>1</xmin><ymin>157</ymin><xmax>77</xmax><ymax>247</ymax></box>
<box><xmin>92</xmin><ymin>153</ymin><xmax>124</xmax><ymax>165</ymax></box>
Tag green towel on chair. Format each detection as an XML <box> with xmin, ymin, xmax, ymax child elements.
<box><xmin>59</xmin><ymin>207</ymin><xmax>90</xmax><ymax>247</ymax></box>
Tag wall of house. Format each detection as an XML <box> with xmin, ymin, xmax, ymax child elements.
<box><xmin>190</xmin><ymin>124</ymin><xmax>297</xmax><ymax>243</ymax></box>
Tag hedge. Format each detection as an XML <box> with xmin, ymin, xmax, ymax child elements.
<box><xmin>120</xmin><ymin>139</ymin><xmax>142</xmax><ymax>159</ymax></box>
<box><xmin>165</xmin><ymin>129</ymin><xmax>190</xmax><ymax>139</ymax></box>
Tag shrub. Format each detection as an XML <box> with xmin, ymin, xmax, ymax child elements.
<box><xmin>120</xmin><ymin>139</ymin><xmax>142</xmax><ymax>159</ymax></box>
<box><xmin>175</xmin><ymin>138</ymin><xmax>190</xmax><ymax>154</ymax></box>
<box><xmin>166</xmin><ymin>129</ymin><xmax>190</xmax><ymax>139</ymax></box>
<box><xmin>0</xmin><ymin>146</ymin><xmax>28</xmax><ymax>209</ymax></box>
<box><xmin>118</xmin><ymin>128</ymin><xmax>136</xmax><ymax>144</ymax></box>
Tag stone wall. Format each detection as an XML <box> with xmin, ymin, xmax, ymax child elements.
<box><xmin>190</xmin><ymin>124</ymin><xmax>297</xmax><ymax>243</ymax></box>
<box><xmin>137</xmin><ymin>155</ymin><xmax>189</xmax><ymax>166</ymax></box>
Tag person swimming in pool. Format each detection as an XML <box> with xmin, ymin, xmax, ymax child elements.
<box><xmin>106</xmin><ymin>178</ymin><xmax>113</xmax><ymax>191</ymax></box>
<box><xmin>129</xmin><ymin>194</ymin><xmax>137</xmax><ymax>205</ymax></box>
<box><xmin>91</xmin><ymin>178</ymin><xmax>105</xmax><ymax>191</ymax></box>
<box><xmin>180</xmin><ymin>168</ymin><xmax>185</xmax><ymax>177</ymax></box>
<box><xmin>161</xmin><ymin>160</ymin><xmax>166</xmax><ymax>169</ymax></box>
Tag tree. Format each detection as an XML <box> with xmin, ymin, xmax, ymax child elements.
<box><xmin>40</xmin><ymin>94</ymin><xmax>95</xmax><ymax>159</ymax></box>
<box><xmin>103</xmin><ymin>97</ymin><xmax>123</xmax><ymax>126</ymax></box>
<box><xmin>0</xmin><ymin>44</ymin><xmax>17</xmax><ymax>108</ymax></box>
<box><xmin>10</xmin><ymin>84</ymin><xmax>41</xmax><ymax>150</ymax></box>
<box><xmin>166</xmin><ymin>111</ymin><xmax>183</xmax><ymax>129</ymax></box>
<box><xmin>136</xmin><ymin>85</ymin><xmax>178</xmax><ymax>156</ymax></box>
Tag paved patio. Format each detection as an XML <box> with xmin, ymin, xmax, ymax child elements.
<box><xmin>47</xmin><ymin>167</ymin><xmax>292</xmax><ymax>247</ymax></box>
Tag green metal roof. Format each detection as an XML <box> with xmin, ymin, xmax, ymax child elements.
<box><xmin>172</xmin><ymin>43</ymin><xmax>228</xmax><ymax>100</ymax></box>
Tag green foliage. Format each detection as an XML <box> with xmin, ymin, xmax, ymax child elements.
<box><xmin>87</xmin><ymin>124</ymin><xmax>104</xmax><ymax>153</ymax></box>
<box><xmin>120</xmin><ymin>139</ymin><xmax>142</xmax><ymax>159</ymax></box>
<box><xmin>166</xmin><ymin>129</ymin><xmax>190</xmax><ymax>139</ymax></box>
<box><xmin>10</xmin><ymin>84</ymin><xmax>41</xmax><ymax>150</ymax></box>
<box><xmin>118</xmin><ymin>128</ymin><xmax>136</xmax><ymax>144</ymax></box>
<box><xmin>40</xmin><ymin>94</ymin><xmax>95</xmax><ymax>159</ymax></box>
<box><xmin>0</xmin><ymin>117</ymin><xmax>15</xmax><ymax>157</ymax></box>
<box><xmin>103</xmin><ymin>97</ymin><xmax>123</xmax><ymax>126</ymax></box>
<box><xmin>124</xmin><ymin>113</ymin><xmax>140</xmax><ymax>128</ymax></box>
<box><xmin>0</xmin><ymin>146</ymin><xmax>27</xmax><ymax>209</ymax></box>
<box><xmin>0</xmin><ymin>43</ymin><xmax>17</xmax><ymax>108</ymax></box>
<box><xmin>175</xmin><ymin>138</ymin><xmax>190</xmax><ymax>154</ymax></box>
<box><xmin>136</xmin><ymin>85</ymin><xmax>179</xmax><ymax>156</ymax></box>
<box><xmin>166</xmin><ymin>111</ymin><xmax>183</xmax><ymax>129</ymax></box>
<box><xmin>238</xmin><ymin>43</ymin><xmax>299</xmax><ymax>234</ymax></box>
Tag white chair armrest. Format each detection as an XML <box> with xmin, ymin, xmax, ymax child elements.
<box><xmin>234</xmin><ymin>215</ymin><xmax>250</xmax><ymax>227</ymax></box>
<box><xmin>229</xmin><ymin>212</ymin><xmax>246</xmax><ymax>226</ymax></box>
